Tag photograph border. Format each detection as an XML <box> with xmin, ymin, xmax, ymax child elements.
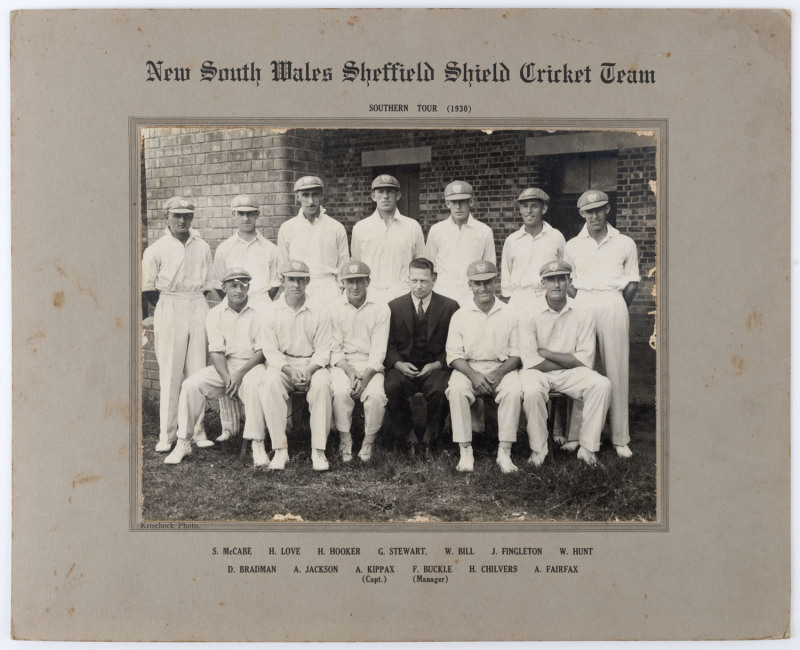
<box><xmin>129</xmin><ymin>116</ymin><xmax>668</xmax><ymax>533</ymax></box>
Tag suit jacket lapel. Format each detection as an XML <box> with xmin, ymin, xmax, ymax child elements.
<box><xmin>401</xmin><ymin>294</ymin><xmax>415</xmax><ymax>339</ymax></box>
<box><xmin>426</xmin><ymin>293</ymin><xmax>443</xmax><ymax>339</ymax></box>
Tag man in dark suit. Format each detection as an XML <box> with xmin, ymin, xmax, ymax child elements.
<box><xmin>384</xmin><ymin>257</ymin><xmax>460</xmax><ymax>456</ymax></box>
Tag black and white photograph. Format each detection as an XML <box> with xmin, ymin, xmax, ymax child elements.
<box><xmin>137</xmin><ymin>125</ymin><xmax>662</xmax><ymax>525</ymax></box>
<box><xmin>12</xmin><ymin>8</ymin><xmax>789</xmax><ymax>642</ymax></box>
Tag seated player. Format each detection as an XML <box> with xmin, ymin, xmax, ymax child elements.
<box><xmin>519</xmin><ymin>260</ymin><xmax>612</xmax><ymax>467</ymax></box>
<box><xmin>445</xmin><ymin>260</ymin><xmax>522</xmax><ymax>473</ymax></box>
<box><xmin>329</xmin><ymin>260</ymin><xmax>390</xmax><ymax>462</ymax></box>
<box><xmin>164</xmin><ymin>268</ymin><xmax>269</xmax><ymax>466</ymax></box>
<box><xmin>258</xmin><ymin>260</ymin><xmax>333</xmax><ymax>471</ymax></box>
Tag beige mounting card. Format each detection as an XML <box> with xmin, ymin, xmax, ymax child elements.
<box><xmin>10</xmin><ymin>8</ymin><xmax>790</xmax><ymax>642</ymax></box>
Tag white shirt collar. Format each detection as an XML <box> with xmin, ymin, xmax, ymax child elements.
<box><xmin>234</xmin><ymin>230</ymin><xmax>265</xmax><ymax>244</ymax></box>
<box><xmin>296</xmin><ymin>207</ymin><xmax>328</xmax><ymax>223</ymax></box>
<box><xmin>341</xmin><ymin>293</ymin><xmax>374</xmax><ymax>311</ymax></box>
<box><xmin>578</xmin><ymin>222</ymin><xmax>619</xmax><ymax>242</ymax></box>
<box><xmin>415</xmin><ymin>293</ymin><xmax>433</xmax><ymax>312</ymax></box>
<box><xmin>539</xmin><ymin>296</ymin><xmax>573</xmax><ymax>316</ymax></box>
<box><xmin>449</xmin><ymin>214</ymin><xmax>475</xmax><ymax>228</ymax></box>
<box><xmin>464</xmin><ymin>296</ymin><xmax>504</xmax><ymax>316</ymax></box>
<box><xmin>165</xmin><ymin>226</ymin><xmax>200</xmax><ymax>244</ymax></box>
<box><xmin>370</xmin><ymin>208</ymin><xmax>402</xmax><ymax>222</ymax></box>
<box><xmin>223</xmin><ymin>301</ymin><xmax>256</xmax><ymax>316</ymax></box>
<box><xmin>277</xmin><ymin>293</ymin><xmax>311</xmax><ymax>313</ymax></box>
<box><xmin>513</xmin><ymin>221</ymin><xmax>552</xmax><ymax>240</ymax></box>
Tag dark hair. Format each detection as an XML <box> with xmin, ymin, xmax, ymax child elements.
<box><xmin>409</xmin><ymin>257</ymin><xmax>436</xmax><ymax>275</ymax></box>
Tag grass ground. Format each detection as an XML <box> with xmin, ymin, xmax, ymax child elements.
<box><xmin>141</xmin><ymin>400</ymin><xmax>657</xmax><ymax>523</ymax></box>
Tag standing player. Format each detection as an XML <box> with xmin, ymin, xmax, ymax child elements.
<box><xmin>212</xmin><ymin>194</ymin><xmax>280</xmax><ymax>307</ymax></box>
<box><xmin>351</xmin><ymin>174</ymin><xmax>425</xmax><ymax>305</ymax></box>
<box><xmin>425</xmin><ymin>180</ymin><xmax>495</xmax><ymax>307</ymax></box>
<box><xmin>329</xmin><ymin>260</ymin><xmax>390</xmax><ymax>462</ymax></box>
<box><xmin>142</xmin><ymin>196</ymin><xmax>214</xmax><ymax>453</ymax></box>
<box><xmin>564</xmin><ymin>190</ymin><xmax>640</xmax><ymax>458</ymax></box>
<box><xmin>500</xmin><ymin>187</ymin><xmax>566</xmax><ymax>306</ymax></box>
<box><xmin>277</xmin><ymin>176</ymin><xmax>349</xmax><ymax>306</ymax></box>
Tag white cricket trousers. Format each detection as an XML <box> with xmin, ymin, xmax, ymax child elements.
<box><xmin>153</xmin><ymin>293</ymin><xmax>209</xmax><ymax>445</ymax></box>
<box><xmin>177</xmin><ymin>360</ymin><xmax>266</xmax><ymax>442</ymax></box>
<box><xmin>260</xmin><ymin>360</ymin><xmax>332</xmax><ymax>451</ymax></box>
<box><xmin>571</xmin><ymin>289</ymin><xmax>631</xmax><ymax>446</ymax></box>
<box><xmin>520</xmin><ymin>367</ymin><xmax>611</xmax><ymax>454</ymax></box>
<box><xmin>446</xmin><ymin>361</ymin><xmax>522</xmax><ymax>444</ymax></box>
<box><xmin>330</xmin><ymin>363</ymin><xmax>387</xmax><ymax>436</ymax></box>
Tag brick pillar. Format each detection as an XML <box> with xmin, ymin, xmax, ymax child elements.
<box><xmin>260</xmin><ymin>130</ymin><xmax>325</xmax><ymax>240</ymax></box>
<box><xmin>615</xmin><ymin>146</ymin><xmax>657</xmax><ymax>345</ymax></box>
<box><xmin>141</xmin><ymin>322</ymin><xmax>159</xmax><ymax>406</ymax></box>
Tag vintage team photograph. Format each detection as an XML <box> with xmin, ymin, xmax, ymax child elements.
<box><xmin>136</xmin><ymin>125</ymin><xmax>661</xmax><ymax>524</ymax></box>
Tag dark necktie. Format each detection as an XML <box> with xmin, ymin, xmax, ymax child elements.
<box><xmin>417</xmin><ymin>300</ymin><xmax>425</xmax><ymax>319</ymax></box>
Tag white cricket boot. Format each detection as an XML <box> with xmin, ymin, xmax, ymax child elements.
<box><xmin>339</xmin><ymin>432</ymin><xmax>353</xmax><ymax>463</ymax></box>
<box><xmin>270</xmin><ymin>448</ymin><xmax>289</xmax><ymax>470</ymax></box>
<box><xmin>577</xmin><ymin>447</ymin><xmax>600</xmax><ymax>467</ymax></box>
<box><xmin>252</xmin><ymin>441</ymin><xmax>270</xmax><ymax>467</ymax></box>
<box><xmin>311</xmin><ymin>448</ymin><xmax>330</xmax><ymax>472</ymax></box>
<box><xmin>615</xmin><ymin>444</ymin><xmax>633</xmax><ymax>458</ymax></box>
<box><xmin>457</xmin><ymin>445</ymin><xmax>474</xmax><ymax>473</ymax></box>
<box><xmin>496</xmin><ymin>446</ymin><xmax>519</xmax><ymax>474</ymax></box>
<box><xmin>358</xmin><ymin>433</ymin><xmax>377</xmax><ymax>462</ymax></box>
<box><xmin>527</xmin><ymin>450</ymin><xmax>547</xmax><ymax>468</ymax></box>
<box><xmin>164</xmin><ymin>439</ymin><xmax>192</xmax><ymax>464</ymax></box>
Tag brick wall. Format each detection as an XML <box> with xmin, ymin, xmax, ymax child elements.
<box><xmin>142</xmin><ymin>127</ymin><xmax>324</xmax><ymax>252</ymax></box>
<box><xmin>322</xmin><ymin>129</ymin><xmax>545</xmax><ymax>255</ymax></box>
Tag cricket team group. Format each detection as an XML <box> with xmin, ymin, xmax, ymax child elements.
<box><xmin>142</xmin><ymin>173</ymin><xmax>640</xmax><ymax>473</ymax></box>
